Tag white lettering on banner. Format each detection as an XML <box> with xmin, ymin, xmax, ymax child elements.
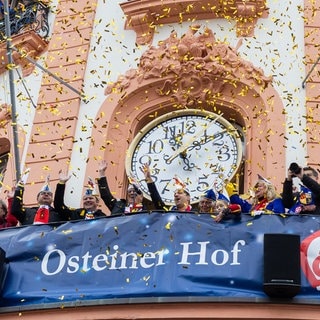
<box><xmin>41</xmin><ymin>240</ymin><xmax>246</xmax><ymax>276</ymax></box>
<box><xmin>178</xmin><ymin>240</ymin><xmax>246</xmax><ymax>266</ymax></box>
<box><xmin>68</xmin><ymin>256</ymin><xmax>80</xmax><ymax>273</ymax></box>
<box><xmin>41</xmin><ymin>245</ymin><xmax>166</xmax><ymax>275</ymax></box>
<box><xmin>42</xmin><ymin>249</ymin><xmax>66</xmax><ymax>275</ymax></box>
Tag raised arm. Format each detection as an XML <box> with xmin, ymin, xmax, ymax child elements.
<box><xmin>96</xmin><ymin>160</ymin><xmax>118</xmax><ymax>212</ymax></box>
<box><xmin>282</xmin><ymin>168</ymin><xmax>295</xmax><ymax>209</ymax></box>
<box><xmin>6</xmin><ymin>187</ymin><xmax>19</xmax><ymax>227</ymax></box>
<box><xmin>141</xmin><ymin>163</ymin><xmax>166</xmax><ymax>210</ymax></box>
<box><xmin>300</xmin><ymin>171</ymin><xmax>320</xmax><ymax>197</ymax></box>
<box><xmin>53</xmin><ymin>170</ymin><xmax>72</xmax><ymax>218</ymax></box>
<box><xmin>11</xmin><ymin>182</ymin><xmax>26</xmax><ymax>224</ymax></box>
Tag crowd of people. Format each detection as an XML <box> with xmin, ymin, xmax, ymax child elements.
<box><xmin>0</xmin><ymin>161</ymin><xmax>319</xmax><ymax>229</ymax></box>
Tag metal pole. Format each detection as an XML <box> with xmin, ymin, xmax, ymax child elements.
<box><xmin>302</xmin><ymin>56</ymin><xmax>320</xmax><ymax>89</ymax></box>
<box><xmin>4</xmin><ymin>0</ymin><xmax>21</xmax><ymax>181</ymax></box>
<box><xmin>11</xmin><ymin>46</ymin><xmax>87</xmax><ymax>102</ymax></box>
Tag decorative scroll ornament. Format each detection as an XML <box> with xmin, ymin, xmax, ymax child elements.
<box><xmin>0</xmin><ymin>104</ymin><xmax>11</xmax><ymax>128</ymax></box>
<box><xmin>106</xmin><ymin>25</ymin><xmax>272</xmax><ymax>107</ymax></box>
<box><xmin>120</xmin><ymin>0</ymin><xmax>268</xmax><ymax>45</ymax></box>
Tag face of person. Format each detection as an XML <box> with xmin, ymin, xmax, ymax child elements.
<box><xmin>37</xmin><ymin>191</ymin><xmax>53</xmax><ymax>206</ymax></box>
<box><xmin>127</xmin><ymin>187</ymin><xmax>137</xmax><ymax>203</ymax></box>
<box><xmin>82</xmin><ymin>195</ymin><xmax>99</xmax><ymax>212</ymax></box>
<box><xmin>215</xmin><ymin>200</ymin><xmax>228</xmax><ymax>214</ymax></box>
<box><xmin>199</xmin><ymin>197</ymin><xmax>215</xmax><ymax>213</ymax></box>
<box><xmin>174</xmin><ymin>189</ymin><xmax>190</xmax><ymax>210</ymax></box>
<box><xmin>304</xmin><ymin>169</ymin><xmax>318</xmax><ymax>181</ymax></box>
<box><xmin>254</xmin><ymin>182</ymin><xmax>266</xmax><ymax>199</ymax></box>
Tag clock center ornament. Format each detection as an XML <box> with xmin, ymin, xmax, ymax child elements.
<box><xmin>125</xmin><ymin>109</ymin><xmax>243</xmax><ymax>205</ymax></box>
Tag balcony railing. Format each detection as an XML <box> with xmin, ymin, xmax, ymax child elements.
<box><xmin>0</xmin><ymin>1</ymin><xmax>50</xmax><ymax>41</ymax></box>
<box><xmin>0</xmin><ymin>212</ymin><xmax>320</xmax><ymax>312</ymax></box>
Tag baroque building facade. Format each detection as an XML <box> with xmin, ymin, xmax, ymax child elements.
<box><xmin>0</xmin><ymin>0</ymin><xmax>319</xmax><ymax>318</ymax></box>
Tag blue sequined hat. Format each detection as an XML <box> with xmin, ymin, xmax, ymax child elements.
<box><xmin>203</xmin><ymin>189</ymin><xmax>216</xmax><ymax>201</ymax></box>
<box><xmin>217</xmin><ymin>192</ymin><xmax>229</xmax><ymax>202</ymax></box>
<box><xmin>37</xmin><ymin>175</ymin><xmax>52</xmax><ymax>198</ymax></box>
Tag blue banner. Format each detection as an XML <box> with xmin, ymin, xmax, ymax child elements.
<box><xmin>0</xmin><ymin>212</ymin><xmax>320</xmax><ymax>309</ymax></box>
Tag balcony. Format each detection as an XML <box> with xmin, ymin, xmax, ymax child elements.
<box><xmin>0</xmin><ymin>0</ymin><xmax>50</xmax><ymax>76</ymax></box>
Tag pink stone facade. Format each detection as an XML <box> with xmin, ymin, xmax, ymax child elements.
<box><xmin>0</xmin><ymin>0</ymin><xmax>320</xmax><ymax>318</ymax></box>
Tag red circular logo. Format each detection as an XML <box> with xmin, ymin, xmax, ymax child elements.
<box><xmin>301</xmin><ymin>230</ymin><xmax>320</xmax><ymax>288</ymax></box>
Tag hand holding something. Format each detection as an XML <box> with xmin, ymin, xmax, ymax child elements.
<box><xmin>288</xmin><ymin>163</ymin><xmax>303</xmax><ymax>180</ymax></box>
<box><xmin>215</xmin><ymin>207</ymin><xmax>230</xmax><ymax>223</ymax></box>
<box><xmin>98</xmin><ymin>160</ymin><xmax>108</xmax><ymax>177</ymax></box>
<box><xmin>287</xmin><ymin>169</ymin><xmax>295</xmax><ymax>181</ymax></box>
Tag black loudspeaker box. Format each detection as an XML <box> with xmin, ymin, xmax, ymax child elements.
<box><xmin>263</xmin><ymin>233</ymin><xmax>301</xmax><ymax>298</ymax></box>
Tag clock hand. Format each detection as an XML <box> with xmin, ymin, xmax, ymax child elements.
<box><xmin>178</xmin><ymin>131</ymin><xmax>229</xmax><ymax>171</ymax></box>
<box><xmin>186</xmin><ymin>129</ymin><xmax>232</xmax><ymax>152</ymax></box>
<box><xmin>165</xmin><ymin>113</ymin><xmax>224</xmax><ymax>164</ymax></box>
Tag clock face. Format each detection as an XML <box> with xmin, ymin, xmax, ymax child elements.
<box><xmin>125</xmin><ymin>109</ymin><xmax>243</xmax><ymax>205</ymax></box>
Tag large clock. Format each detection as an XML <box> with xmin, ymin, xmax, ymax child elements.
<box><xmin>125</xmin><ymin>109</ymin><xmax>243</xmax><ymax>205</ymax></box>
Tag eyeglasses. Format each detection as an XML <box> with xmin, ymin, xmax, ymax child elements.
<box><xmin>39</xmin><ymin>192</ymin><xmax>53</xmax><ymax>196</ymax></box>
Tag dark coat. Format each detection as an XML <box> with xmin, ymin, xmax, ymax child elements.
<box><xmin>11</xmin><ymin>186</ymin><xmax>64</xmax><ymax>225</ymax></box>
<box><xmin>54</xmin><ymin>183</ymin><xmax>106</xmax><ymax>220</ymax></box>
<box><xmin>146</xmin><ymin>182</ymin><xmax>193</xmax><ymax>212</ymax></box>
<box><xmin>147</xmin><ymin>182</ymin><xmax>166</xmax><ymax>210</ymax></box>
<box><xmin>97</xmin><ymin>176</ymin><xmax>126</xmax><ymax>214</ymax></box>
<box><xmin>97</xmin><ymin>176</ymin><xmax>146</xmax><ymax>215</ymax></box>
<box><xmin>282</xmin><ymin>175</ymin><xmax>320</xmax><ymax>215</ymax></box>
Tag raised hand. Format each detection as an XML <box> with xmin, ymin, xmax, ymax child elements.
<box><xmin>58</xmin><ymin>170</ymin><xmax>71</xmax><ymax>184</ymax></box>
<box><xmin>140</xmin><ymin>163</ymin><xmax>153</xmax><ymax>183</ymax></box>
<box><xmin>98</xmin><ymin>160</ymin><xmax>108</xmax><ymax>177</ymax></box>
<box><xmin>4</xmin><ymin>186</ymin><xmax>15</xmax><ymax>199</ymax></box>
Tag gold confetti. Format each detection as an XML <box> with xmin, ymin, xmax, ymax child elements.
<box><xmin>62</xmin><ymin>229</ymin><xmax>73</xmax><ymax>234</ymax></box>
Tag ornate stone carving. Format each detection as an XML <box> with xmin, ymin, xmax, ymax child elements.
<box><xmin>0</xmin><ymin>104</ymin><xmax>11</xmax><ymax>128</ymax></box>
<box><xmin>0</xmin><ymin>31</ymin><xmax>48</xmax><ymax>77</ymax></box>
<box><xmin>120</xmin><ymin>0</ymin><xmax>268</xmax><ymax>45</ymax></box>
<box><xmin>106</xmin><ymin>25</ymin><xmax>272</xmax><ymax>107</ymax></box>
